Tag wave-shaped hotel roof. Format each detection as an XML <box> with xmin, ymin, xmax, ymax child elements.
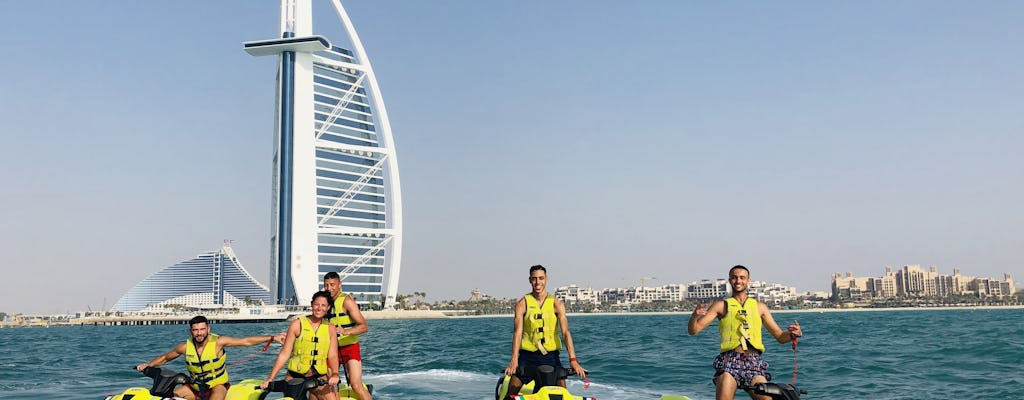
<box><xmin>110</xmin><ymin>246</ymin><xmax>270</xmax><ymax>312</ymax></box>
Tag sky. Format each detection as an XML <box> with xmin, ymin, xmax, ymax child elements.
<box><xmin>1</xmin><ymin>1</ymin><xmax>1022</xmax><ymax>315</ymax></box>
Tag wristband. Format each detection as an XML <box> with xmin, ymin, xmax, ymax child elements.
<box><xmin>570</xmin><ymin>357</ymin><xmax>578</xmax><ymax>362</ymax></box>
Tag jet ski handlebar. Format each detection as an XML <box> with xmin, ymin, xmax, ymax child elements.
<box><xmin>749</xmin><ymin>382</ymin><xmax>807</xmax><ymax>400</ymax></box>
<box><xmin>255</xmin><ymin>377</ymin><xmax>328</xmax><ymax>400</ymax></box>
<box><xmin>502</xmin><ymin>365</ymin><xmax>585</xmax><ymax>387</ymax></box>
<box><xmin>135</xmin><ymin>366</ymin><xmax>192</xmax><ymax>398</ymax></box>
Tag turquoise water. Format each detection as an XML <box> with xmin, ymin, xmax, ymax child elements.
<box><xmin>1</xmin><ymin>308</ymin><xmax>1021</xmax><ymax>399</ymax></box>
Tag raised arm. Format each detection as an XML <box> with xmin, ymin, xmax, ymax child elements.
<box><xmin>688</xmin><ymin>300</ymin><xmax>724</xmax><ymax>335</ymax></box>
<box><xmin>262</xmin><ymin>319</ymin><xmax>300</xmax><ymax>388</ymax></box>
<box><xmin>503</xmin><ymin>297</ymin><xmax>526</xmax><ymax>376</ymax></box>
<box><xmin>555</xmin><ymin>298</ymin><xmax>586</xmax><ymax>378</ymax></box>
<box><xmin>758</xmin><ymin>302</ymin><xmax>801</xmax><ymax>343</ymax></box>
<box><xmin>136</xmin><ymin>342</ymin><xmax>186</xmax><ymax>371</ymax></box>
<box><xmin>218</xmin><ymin>333</ymin><xmax>284</xmax><ymax>348</ymax></box>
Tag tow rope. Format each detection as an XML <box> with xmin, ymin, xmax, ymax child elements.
<box><xmin>791</xmin><ymin>336</ymin><xmax>799</xmax><ymax>385</ymax></box>
<box><xmin>226</xmin><ymin>337</ymin><xmax>274</xmax><ymax>370</ymax></box>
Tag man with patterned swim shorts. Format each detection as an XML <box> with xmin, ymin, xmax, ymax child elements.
<box><xmin>688</xmin><ymin>265</ymin><xmax>803</xmax><ymax>400</ymax></box>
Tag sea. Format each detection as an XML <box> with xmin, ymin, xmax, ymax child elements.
<box><xmin>1</xmin><ymin>308</ymin><xmax>1021</xmax><ymax>400</ymax></box>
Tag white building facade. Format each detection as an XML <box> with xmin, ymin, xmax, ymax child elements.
<box><xmin>245</xmin><ymin>0</ymin><xmax>403</xmax><ymax>308</ymax></box>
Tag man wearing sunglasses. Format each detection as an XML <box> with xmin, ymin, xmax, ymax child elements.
<box><xmin>688</xmin><ymin>265</ymin><xmax>803</xmax><ymax>400</ymax></box>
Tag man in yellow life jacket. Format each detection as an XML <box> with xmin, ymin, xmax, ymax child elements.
<box><xmin>322</xmin><ymin>271</ymin><xmax>372</xmax><ymax>400</ymax></box>
<box><xmin>503</xmin><ymin>265</ymin><xmax>587</xmax><ymax>399</ymax></box>
<box><xmin>688</xmin><ymin>265</ymin><xmax>803</xmax><ymax>400</ymax></box>
<box><xmin>136</xmin><ymin>315</ymin><xmax>284</xmax><ymax>400</ymax></box>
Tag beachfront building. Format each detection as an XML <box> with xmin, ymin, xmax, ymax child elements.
<box><xmin>683</xmin><ymin>279</ymin><xmax>798</xmax><ymax>303</ymax></box>
<box><xmin>110</xmin><ymin>245</ymin><xmax>270</xmax><ymax>312</ymax></box>
<box><xmin>832</xmin><ymin>266</ymin><xmax>1016</xmax><ymax>301</ymax></box>
<box><xmin>597</xmin><ymin>284</ymin><xmax>686</xmax><ymax>307</ymax></box>
<box><xmin>554</xmin><ymin>285</ymin><xmax>600</xmax><ymax>305</ymax></box>
<box><xmin>750</xmin><ymin>281</ymin><xmax>801</xmax><ymax>305</ymax></box>
<box><xmin>245</xmin><ymin>0</ymin><xmax>403</xmax><ymax>308</ymax></box>
<box><xmin>553</xmin><ymin>280</ymin><xmax>797</xmax><ymax>306</ymax></box>
<box><xmin>686</xmin><ymin>279</ymin><xmax>730</xmax><ymax>300</ymax></box>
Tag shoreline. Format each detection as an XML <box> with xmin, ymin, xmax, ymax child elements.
<box><xmin>3</xmin><ymin>305</ymin><xmax>1019</xmax><ymax>327</ymax></box>
<box><xmin>454</xmin><ymin>304</ymin><xmax>1024</xmax><ymax>319</ymax></box>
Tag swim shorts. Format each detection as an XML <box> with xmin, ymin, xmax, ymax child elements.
<box><xmin>287</xmin><ymin>370</ymin><xmax>325</xmax><ymax>380</ymax></box>
<box><xmin>339</xmin><ymin>342</ymin><xmax>362</xmax><ymax>363</ymax></box>
<box><xmin>188</xmin><ymin>382</ymin><xmax>229</xmax><ymax>399</ymax></box>
<box><xmin>515</xmin><ymin>349</ymin><xmax>563</xmax><ymax>384</ymax></box>
<box><xmin>517</xmin><ymin>349</ymin><xmax>563</xmax><ymax>369</ymax></box>
<box><xmin>713</xmin><ymin>351</ymin><xmax>772</xmax><ymax>389</ymax></box>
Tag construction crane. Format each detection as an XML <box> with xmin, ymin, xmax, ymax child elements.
<box><xmin>639</xmin><ymin>277</ymin><xmax>656</xmax><ymax>288</ymax></box>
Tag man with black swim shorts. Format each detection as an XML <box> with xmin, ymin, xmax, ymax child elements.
<box><xmin>502</xmin><ymin>265</ymin><xmax>587</xmax><ymax>399</ymax></box>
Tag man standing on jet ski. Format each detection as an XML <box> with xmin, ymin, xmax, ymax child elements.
<box><xmin>503</xmin><ymin>265</ymin><xmax>587</xmax><ymax>399</ymax></box>
<box><xmin>135</xmin><ymin>315</ymin><xmax>285</xmax><ymax>400</ymax></box>
<box><xmin>322</xmin><ymin>271</ymin><xmax>373</xmax><ymax>400</ymax></box>
<box><xmin>688</xmin><ymin>265</ymin><xmax>802</xmax><ymax>400</ymax></box>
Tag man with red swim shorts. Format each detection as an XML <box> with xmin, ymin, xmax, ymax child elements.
<box><xmin>323</xmin><ymin>271</ymin><xmax>372</xmax><ymax>400</ymax></box>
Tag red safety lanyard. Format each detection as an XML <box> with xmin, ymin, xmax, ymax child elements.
<box><xmin>791</xmin><ymin>337</ymin><xmax>799</xmax><ymax>385</ymax></box>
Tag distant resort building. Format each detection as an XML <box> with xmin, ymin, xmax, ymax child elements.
<box><xmin>686</xmin><ymin>279</ymin><xmax>731</xmax><ymax>300</ymax></box>
<box><xmin>832</xmin><ymin>265</ymin><xmax>1016</xmax><ymax>301</ymax></box>
<box><xmin>110</xmin><ymin>246</ymin><xmax>270</xmax><ymax>312</ymax></box>
<box><xmin>554</xmin><ymin>285</ymin><xmax>600</xmax><ymax>305</ymax></box>
<box><xmin>244</xmin><ymin>0</ymin><xmax>403</xmax><ymax>308</ymax></box>
<box><xmin>553</xmin><ymin>280</ymin><xmax>798</xmax><ymax>307</ymax></box>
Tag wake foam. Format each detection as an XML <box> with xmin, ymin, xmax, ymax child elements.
<box><xmin>363</xmin><ymin>369</ymin><xmax>689</xmax><ymax>400</ymax></box>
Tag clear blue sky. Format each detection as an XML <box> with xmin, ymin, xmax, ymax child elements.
<box><xmin>2</xmin><ymin>1</ymin><xmax>1021</xmax><ymax>314</ymax></box>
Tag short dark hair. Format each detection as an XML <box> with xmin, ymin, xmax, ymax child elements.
<box><xmin>529</xmin><ymin>265</ymin><xmax>546</xmax><ymax>274</ymax></box>
<box><xmin>188</xmin><ymin>315</ymin><xmax>208</xmax><ymax>327</ymax></box>
<box><xmin>312</xmin><ymin>290</ymin><xmax>332</xmax><ymax>304</ymax></box>
<box><xmin>729</xmin><ymin>265</ymin><xmax>749</xmax><ymax>276</ymax></box>
<box><xmin>324</xmin><ymin>271</ymin><xmax>340</xmax><ymax>281</ymax></box>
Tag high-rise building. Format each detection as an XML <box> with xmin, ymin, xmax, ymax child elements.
<box><xmin>245</xmin><ymin>1</ymin><xmax>403</xmax><ymax>308</ymax></box>
<box><xmin>110</xmin><ymin>245</ymin><xmax>270</xmax><ymax>312</ymax></box>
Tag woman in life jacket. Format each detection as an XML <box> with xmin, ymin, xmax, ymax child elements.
<box><xmin>263</xmin><ymin>291</ymin><xmax>342</xmax><ymax>400</ymax></box>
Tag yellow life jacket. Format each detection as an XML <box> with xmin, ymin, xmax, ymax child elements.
<box><xmin>287</xmin><ymin>316</ymin><xmax>331</xmax><ymax>376</ymax></box>
<box><xmin>184</xmin><ymin>334</ymin><xmax>228</xmax><ymax>390</ymax></box>
<box><xmin>326</xmin><ymin>293</ymin><xmax>358</xmax><ymax>346</ymax></box>
<box><xmin>719</xmin><ymin>297</ymin><xmax>765</xmax><ymax>353</ymax></box>
<box><xmin>520</xmin><ymin>293</ymin><xmax>561</xmax><ymax>353</ymax></box>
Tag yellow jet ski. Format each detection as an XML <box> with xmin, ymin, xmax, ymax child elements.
<box><xmin>659</xmin><ymin>382</ymin><xmax>805</xmax><ymax>400</ymax></box>
<box><xmin>104</xmin><ymin>367</ymin><xmax>190</xmax><ymax>400</ymax></box>
<box><xmin>225</xmin><ymin>377</ymin><xmax>372</xmax><ymax>400</ymax></box>
<box><xmin>495</xmin><ymin>365</ymin><xmax>594</xmax><ymax>400</ymax></box>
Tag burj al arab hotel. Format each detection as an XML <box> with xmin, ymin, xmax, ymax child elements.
<box><xmin>244</xmin><ymin>1</ymin><xmax>403</xmax><ymax>308</ymax></box>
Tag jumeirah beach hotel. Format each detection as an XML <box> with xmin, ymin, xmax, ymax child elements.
<box><xmin>111</xmin><ymin>246</ymin><xmax>271</xmax><ymax>312</ymax></box>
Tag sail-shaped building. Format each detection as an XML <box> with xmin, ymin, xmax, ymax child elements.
<box><xmin>245</xmin><ymin>1</ymin><xmax>403</xmax><ymax>308</ymax></box>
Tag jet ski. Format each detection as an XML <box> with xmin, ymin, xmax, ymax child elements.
<box><xmin>495</xmin><ymin>365</ymin><xmax>594</xmax><ymax>400</ymax></box>
<box><xmin>225</xmin><ymin>377</ymin><xmax>373</xmax><ymax>400</ymax></box>
<box><xmin>749</xmin><ymin>382</ymin><xmax>806</xmax><ymax>400</ymax></box>
<box><xmin>104</xmin><ymin>367</ymin><xmax>190</xmax><ymax>400</ymax></box>
<box><xmin>659</xmin><ymin>382</ymin><xmax>805</xmax><ymax>400</ymax></box>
